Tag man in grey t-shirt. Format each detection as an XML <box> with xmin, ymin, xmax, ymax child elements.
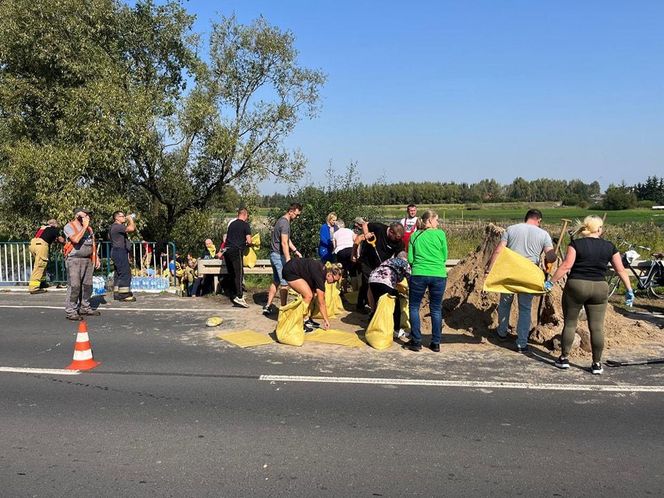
<box><xmin>263</xmin><ymin>202</ymin><xmax>303</xmax><ymax>314</ymax></box>
<box><xmin>486</xmin><ymin>209</ymin><xmax>555</xmax><ymax>352</ymax></box>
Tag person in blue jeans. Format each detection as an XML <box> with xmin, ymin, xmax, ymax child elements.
<box><xmin>485</xmin><ymin>209</ymin><xmax>556</xmax><ymax>352</ymax></box>
<box><xmin>405</xmin><ymin>210</ymin><xmax>448</xmax><ymax>352</ymax></box>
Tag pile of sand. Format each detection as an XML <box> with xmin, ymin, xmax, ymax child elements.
<box><xmin>419</xmin><ymin>224</ymin><xmax>663</xmax><ymax>356</ymax></box>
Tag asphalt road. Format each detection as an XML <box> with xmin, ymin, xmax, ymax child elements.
<box><xmin>1</xmin><ymin>292</ymin><xmax>664</xmax><ymax>496</ymax></box>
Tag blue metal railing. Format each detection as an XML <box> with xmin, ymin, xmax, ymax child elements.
<box><xmin>0</xmin><ymin>240</ymin><xmax>177</xmax><ymax>287</ymax></box>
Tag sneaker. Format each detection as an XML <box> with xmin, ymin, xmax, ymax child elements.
<box><xmin>496</xmin><ymin>332</ymin><xmax>510</xmax><ymax>342</ymax></box>
<box><xmin>555</xmin><ymin>356</ymin><xmax>570</xmax><ymax>369</ymax></box>
<box><xmin>304</xmin><ymin>322</ymin><xmax>315</xmax><ymax>333</ymax></box>
<box><xmin>232</xmin><ymin>296</ymin><xmax>249</xmax><ymax>308</ymax></box>
<box><xmin>404</xmin><ymin>341</ymin><xmax>422</xmax><ymax>352</ymax></box>
<box><xmin>65</xmin><ymin>315</ymin><xmax>82</xmax><ymax>321</ymax></box>
<box><xmin>262</xmin><ymin>305</ymin><xmax>274</xmax><ymax>316</ymax></box>
<box><xmin>29</xmin><ymin>289</ymin><xmax>47</xmax><ymax>295</ymax></box>
<box><xmin>591</xmin><ymin>362</ymin><xmax>603</xmax><ymax>375</ymax></box>
<box><xmin>120</xmin><ymin>296</ymin><xmax>136</xmax><ymax>302</ymax></box>
<box><xmin>516</xmin><ymin>345</ymin><xmax>529</xmax><ymax>354</ymax></box>
<box><xmin>394</xmin><ymin>329</ymin><xmax>409</xmax><ymax>340</ymax></box>
<box><xmin>304</xmin><ymin>318</ymin><xmax>320</xmax><ymax>329</ymax></box>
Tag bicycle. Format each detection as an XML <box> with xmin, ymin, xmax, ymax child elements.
<box><xmin>606</xmin><ymin>242</ymin><xmax>664</xmax><ymax>299</ymax></box>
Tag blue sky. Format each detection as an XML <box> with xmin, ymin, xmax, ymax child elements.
<box><xmin>185</xmin><ymin>0</ymin><xmax>663</xmax><ymax>192</ymax></box>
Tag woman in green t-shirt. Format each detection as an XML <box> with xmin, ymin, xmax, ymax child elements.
<box><xmin>405</xmin><ymin>210</ymin><xmax>448</xmax><ymax>352</ymax></box>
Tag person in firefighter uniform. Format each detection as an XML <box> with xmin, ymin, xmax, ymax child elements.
<box><xmin>28</xmin><ymin>219</ymin><xmax>64</xmax><ymax>294</ymax></box>
<box><xmin>110</xmin><ymin>211</ymin><xmax>137</xmax><ymax>302</ymax></box>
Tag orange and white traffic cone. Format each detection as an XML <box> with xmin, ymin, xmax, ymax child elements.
<box><xmin>66</xmin><ymin>320</ymin><xmax>100</xmax><ymax>371</ymax></box>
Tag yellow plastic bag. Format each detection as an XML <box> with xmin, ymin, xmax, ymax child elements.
<box><xmin>344</xmin><ymin>290</ymin><xmax>358</xmax><ymax>305</ymax></box>
<box><xmin>276</xmin><ymin>297</ymin><xmax>307</xmax><ymax>346</ymax></box>
<box><xmin>483</xmin><ymin>247</ymin><xmax>545</xmax><ymax>294</ymax></box>
<box><xmin>243</xmin><ymin>233</ymin><xmax>261</xmax><ymax>268</ymax></box>
<box><xmin>311</xmin><ymin>281</ymin><xmax>344</xmax><ymax>319</ymax></box>
<box><xmin>395</xmin><ymin>278</ymin><xmax>408</xmax><ymax>296</ymax></box>
<box><xmin>365</xmin><ymin>294</ymin><xmax>396</xmax><ymax>350</ymax></box>
<box><xmin>399</xmin><ymin>296</ymin><xmax>410</xmax><ymax>332</ymax></box>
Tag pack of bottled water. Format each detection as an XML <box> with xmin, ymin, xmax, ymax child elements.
<box><xmin>92</xmin><ymin>276</ymin><xmax>107</xmax><ymax>296</ymax></box>
<box><xmin>130</xmin><ymin>276</ymin><xmax>169</xmax><ymax>293</ymax></box>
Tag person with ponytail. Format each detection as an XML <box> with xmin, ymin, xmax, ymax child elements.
<box><xmin>404</xmin><ymin>210</ymin><xmax>448</xmax><ymax>352</ymax></box>
<box><xmin>548</xmin><ymin>215</ymin><xmax>633</xmax><ymax>374</ymax></box>
<box><xmin>282</xmin><ymin>259</ymin><xmax>343</xmax><ymax>332</ymax></box>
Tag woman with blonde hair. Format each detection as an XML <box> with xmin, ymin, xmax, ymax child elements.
<box><xmin>404</xmin><ymin>210</ymin><xmax>448</xmax><ymax>352</ymax></box>
<box><xmin>548</xmin><ymin>215</ymin><xmax>634</xmax><ymax>374</ymax></box>
<box><xmin>318</xmin><ymin>212</ymin><xmax>338</xmax><ymax>263</ymax></box>
<box><xmin>282</xmin><ymin>258</ymin><xmax>343</xmax><ymax>332</ymax></box>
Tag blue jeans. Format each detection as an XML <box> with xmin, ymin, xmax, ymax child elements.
<box><xmin>409</xmin><ymin>276</ymin><xmax>447</xmax><ymax>345</ymax></box>
<box><xmin>270</xmin><ymin>252</ymin><xmax>287</xmax><ymax>286</ymax></box>
<box><xmin>497</xmin><ymin>293</ymin><xmax>535</xmax><ymax>348</ymax></box>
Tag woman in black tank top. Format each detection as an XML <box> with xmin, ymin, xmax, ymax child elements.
<box><xmin>549</xmin><ymin>216</ymin><xmax>633</xmax><ymax>374</ymax></box>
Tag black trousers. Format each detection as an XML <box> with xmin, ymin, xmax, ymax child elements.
<box><xmin>223</xmin><ymin>247</ymin><xmax>244</xmax><ymax>299</ymax></box>
<box><xmin>369</xmin><ymin>282</ymin><xmax>401</xmax><ymax>331</ymax></box>
<box><xmin>111</xmin><ymin>247</ymin><xmax>133</xmax><ymax>298</ymax></box>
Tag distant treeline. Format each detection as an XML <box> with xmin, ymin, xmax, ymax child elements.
<box><xmin>260</xmin><ymin>178</ymin><xmax>602</xmax><ymax>207</ymax></box>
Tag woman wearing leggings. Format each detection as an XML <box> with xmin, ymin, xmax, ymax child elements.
<box><xmin>548</xmin><ymin>216</ymin><xmax>633</xmax><ymax>374</ymax></box>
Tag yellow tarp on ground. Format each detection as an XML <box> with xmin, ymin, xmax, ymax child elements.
<box><xmin>217</xmin><ymin>330</ymin><xmax>275</xmax><ymax>348</ymax></box>
<box><xmin>311</xmin><ymin>281</ymin><xmax>345</xmax><ymax>319</ymax></box>
<box><xmin>483</xmin><ymin>247</ymin><xmax>546</xmax><ymax>294</ymax></box>
<box><xmin>365</xmin><ymin>294</ymin><xmax>396</xmax><ymax>350</ymax></box>
<box><xmin>243</xmin><ymin>233</ymin><xmax>261</xmax><ymax>268</ymax></box>
<box><xmin>304</xmin><ymin>329</ymin><xmax>366</xmax><ymax>348</ymax></box>
<box><xmin>276</xmin><ymin>298</ymin><xmax>308</xmax><ymax>346</ymax></box>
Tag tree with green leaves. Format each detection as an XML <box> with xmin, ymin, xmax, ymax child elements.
<box><xmin>1</xmin><ymin>3</ymin><xmax>325</xmax><ymax>250</ymax></box>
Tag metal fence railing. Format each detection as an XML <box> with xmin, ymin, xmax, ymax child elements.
<box><xmin>0</xmin><ymin>240</ymin><xmax>177</xmax><ymax>289</ymax></box>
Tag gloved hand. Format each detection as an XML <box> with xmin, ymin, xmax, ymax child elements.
<box><xmin>625</xmin><ymin>290</ymin><xmax>635</xmax><ymax>307</ymax></box>
<box><xmin>543</xmin><ymin>280</ymin><xmax>554</xmax><ymax>292</ymax></box>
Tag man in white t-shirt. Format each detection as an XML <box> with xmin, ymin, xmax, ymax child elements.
<box><xmin>399</xmin><ymin>204</ymin><xmax>418</xmax><ymax>249</ymax></box>
<box><xmin>332</xmin><ymin>220</ymin><xmax>355</xmax><ymax>271</ymax></box>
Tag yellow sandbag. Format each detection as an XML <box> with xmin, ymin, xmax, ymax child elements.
<box><xmin>276</xmin><ymin>297</ymin><xmax>307</xmax><ymax>346</ymax></box>
<box><xmin>243</xmin><ymin>233</ymin><xmax>261</xmax><ymax>268</ymax></box>
<box><xmin>365</xmin><ymin>294</ymin><xmax>396</xmax><ymax>350</ymax></box>
<box><xmin>206</xmin><ymin>316</ymin><xmax>223</xmax><ymax>327</ymax></box>
<box><xmin>483</xmin><ymin>247</ymin><xmax>546</xmax><ymax>294</ymax></box>
<box><xmin>399</xmin><ymin>296</ymin><xmax>410</xmax><ymax>332</ymax></box>
<box><xmin>304</xmin><ymin>329</ymin><xmax>365</xmax><ymax>348</ymax></box>
<box><xmin>311</xmin><ymin>281</ymin><xmax>344</xmax><ymax>319</ymax></box>
<box><xmin>395</xmin><ymin>278</ymin><xmax>408</xmax><ymax>296</ymax></box>
<box><xmin>217</xmin><ymin>330</ymin><xmax>274</xmax><ymax>348</ymax></box>
<box><xmin>344</xmin><ymin>290</ymin><xmax>358</xmax><ymax>305</ymax></box>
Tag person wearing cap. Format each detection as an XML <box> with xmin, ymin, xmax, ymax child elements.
<box><xmin>63</xmin><ymin>208</ymin><xmax>101</xmax><ymax>320</ymax></box>
<box><xmin>28</xmin><ymin>219</ymin><xmax>64</xmax><ymax>294</ymax></box>
<box><xmin>110</xmin><ymin>210</ymin><xmax>137</xmax><ymax>302</ymax></box>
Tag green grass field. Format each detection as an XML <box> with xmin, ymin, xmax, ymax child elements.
<box><xmin>377</xmin><ymin>204</ymin><xmax>662</xmax><ymax>225</ymax></box>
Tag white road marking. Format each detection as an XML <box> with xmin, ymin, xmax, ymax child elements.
<box><xmin>0</xmin><ymin>305</ymin><xmax>225</xmax><ymax>312</ymax></box>
<box><xmin>0</xmin><ymin>367</ymin><xmax>80</xmax><ymax>376</ymax></box>
<box><xmin>259</xmin><ymin>375</ymin><xmax>664</xmax><ymax>393</ymax></box>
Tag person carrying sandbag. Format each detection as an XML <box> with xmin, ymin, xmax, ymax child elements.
<box><xmin>282</xmin><ymin>258</ymin><xmax>343</xmax><ymax>332</ymax></box>
<box><xmin>368</xmin><ymin>251</ymin><xmax>411</xmax><ymax>340</ymax></box>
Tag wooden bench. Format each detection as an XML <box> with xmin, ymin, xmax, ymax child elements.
<box><xmin>198</xmin><ymin>258</ymin><xmax>273</xmax><ymax>290</ymax></box>
<box><xmin>198</xmin><ymin>258</ymin><xmax>461</xmax><ymax>291</ymax></box>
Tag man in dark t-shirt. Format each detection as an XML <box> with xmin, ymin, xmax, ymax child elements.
<box><xmin>110</xmin><ymin>210</ymin><xmax>136</xmax><ymax>302</ymax></box>
<box><xmin>28</xmin><ymin>219</ymin><xmax>64</xmax><ymax>294</ymax></box>
<box><xmin>224</xmin><ymin>207</ymin><xmax>252</xmax><ymax>307</ymax></box>
<box><xmin>356</xmin><ymin>221</ymin><xmax>405</xmax><ymax>311</ymax></box>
